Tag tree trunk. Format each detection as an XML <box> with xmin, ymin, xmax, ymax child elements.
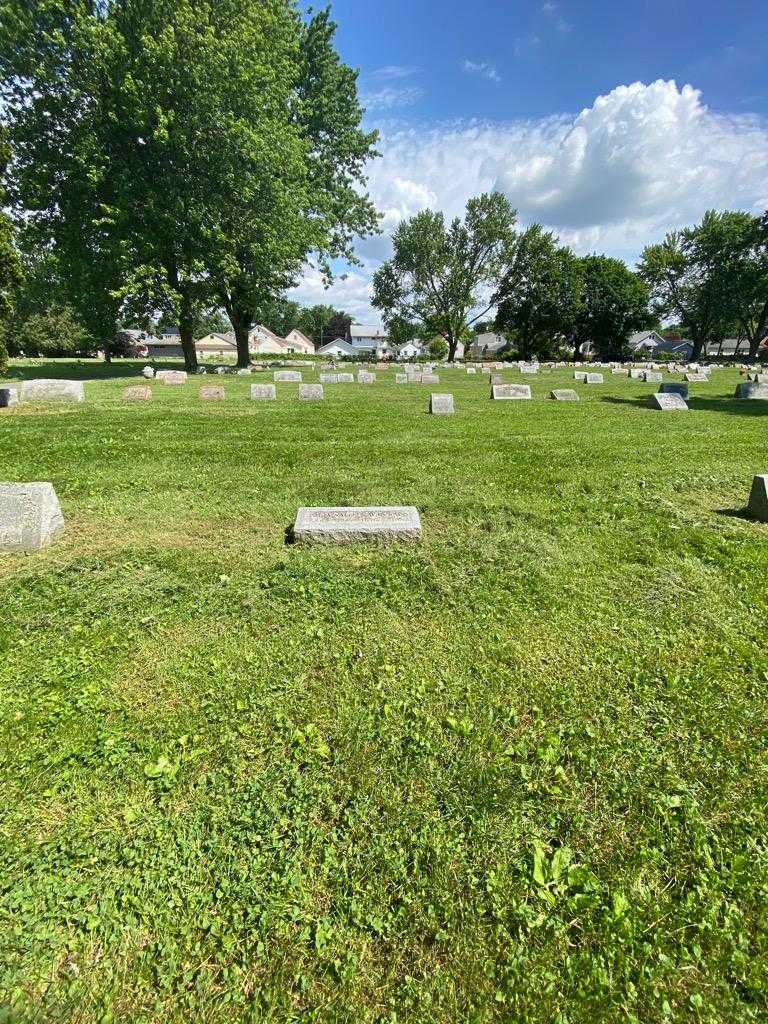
<box><xmin>447</xmin><ymin>335</ymin><xmax>458</xmax><ymax>361</ymax></box>
<box><xmin>690</xmin><ymin>336</ymin><xmax>704</xmax><ymax>360</ymax></box>
<box><xmin>233</xmin><ymin>322</ymin><xmax>251</xmax><ymax>368</ymax></box>
<box><xmin>749</xmin><ymin>336</ymin><xmax>762</xmax><ymax>361</ymax></box>
<box><xmin>178</xmin><ymin>292</ymin><xmax>198</xmax><ymax>372</ymax></box>
<box><xmin>103</xmin><ymin>337</ymin><xmax>112</xmax><ymax>364</ymax></box>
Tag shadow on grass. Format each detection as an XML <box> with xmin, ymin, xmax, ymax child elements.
<box><xmin>3</xmin><ymin>359</ymin><xmax>186</xmax><ymax>382</ymax></box>
<box><xmin>600</xmin><ymin>395</ymin><xmax>768</xmax><ymax>416</ymax></box>
<box><xmin>716</xmin><ymin>507</ymin><xmax>754</xmax><ymax>521</ymax></box>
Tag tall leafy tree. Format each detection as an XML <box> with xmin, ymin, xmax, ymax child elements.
<box><xmin>297</xmin><ymin>304</ymin><xmax>336</xmax><ymax>344</ymax></box>
<box><xmin>572</xmin><ymin>255</ymin><xmax>651</xmax><ymax>360</ymax></box>
<box><xmin>325</xmin><ymin>310</ymin><xmax>352</xmax><ymax>342</ymax></box>
<box><xmin>495</xmin><ymin>225</ymin><xmax>582</xmax><ymax>360</ymax></box>
<box><xmin>372</xmin><ymin>193</ymin><xmax>518</xmax><ymax>361</ymax></box>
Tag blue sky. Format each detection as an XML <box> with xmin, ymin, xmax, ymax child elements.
<box><xmin>292</xmin><ymin>0</ymin><xmax>768</xmax><ymax>321</ymax></box>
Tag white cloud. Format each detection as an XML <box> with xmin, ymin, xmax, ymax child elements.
<box><xmin>370</xmin><ymin>65</ymin><xmax>419</xmax><ymax>80</ymax></box>
<box><xmin>541</xmin><ymin>1</ymin><xmax>572</xmax><ymax>33</ymax></box>
<box><xmin>293</xmin><ymin>80</ymin><xmax>768</xmax><ymax>322</ymax></box>
<box><xmin>461</xmin><ymin>59</ymin><xmax>501</xmax><ymax>83</ymax></box>
<box><xmin>360</xmin><ymin>85</ymin><xmax>423</xmax><ymax>111</ymax></box>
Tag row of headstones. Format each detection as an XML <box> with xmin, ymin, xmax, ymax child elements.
<box><xmin>5</xmin><ymin>476</ymin><xmax>768</xmax><ymax>553</ymax></box>
<box><xmin>433</xmin><ymin>387</ymin><xmax>696</xmax><ymax>409</ymax></box>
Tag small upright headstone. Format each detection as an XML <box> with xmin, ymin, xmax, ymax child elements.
<box><xmin>612</xmin><ymin>368</ymin><xmax>629</xmax><ymax>376</ymax></box>
<box><xmin>215</xmin><ymin>367</ymin><xmax>228</xmax><ymax>376</ymax></box>
<box><xmin>0</xmin><ymin>387</ymin><xmax>19</xmax><ymax>408</ymax></box>
<box><xmin>643</xmin><ymin>371</ymin><xmax>663</xmax><ymax>382</ymax></box>
<box><xmin>299</xmin><ymin>383</ymin><xmax>324</xmax><ymax>401</ymax></box>
<box><xmin>337</xmin><ymin>372</ymin><xmax>354</xmax><ymax>383</ymax></box>
<box><xmin>357</xmin><ymin>372</ymin><xmax>376</xmax><ymax>384</ymax></box>
<box><xmin>520</xmin><ymin>363</ymin><xmax>538</xmax><ymax>375</ymax></box>
<box><xmin>422</xmin><ymin>374</ymin><xmax>440</xmax><ymax>384</ymax></box>
<box><xmin>659</xmin><ymin>382</ymin><xmax>688</xmax><ymax>399</ymax></box>
<box><xmin>629</xmin><ymin>369</ymin><xmax>645</xmax><ymax>380</ymax></box>
<box><xmin>429</xmin><ymin>393</ymin><xmax>454</xmax><ymax>415</ymax></box>
<box><xmin>735</xmin><ymin>383</ymin><xmax>768</xmax><ymax>400</ymax></box>
<box><xmin>550</xmin><ymin>389</ymin><xmax>579</xmax><ymax>401</ymax></box>
<box><xmin>274</xmin><ymin>370</ymin><xmax>302</xmax><ymax>382</ymax></box>
<box><xmin>155</xmin><ymin>370</ymin><xmax>187</xmax><ymax>385</ymax></box>
<box><xmin>250</xmin><ymin>384</ymin><xmax>277</xmax><ymax>400</ymax></box>
<box><xmin>467</xmin><ymin>368</ymin><xmax>477</xmax><ymax>375</ymax></box>
<box><xmin>685</xmin><ymin>372</ymin><xmax>708</xmax><ymax>382</ymax></box>
<box><xmin>584</xmin><ymin>373</ymin><xmax>603</xmax><ymax>384</ymax></box>
<box><xmin>0</xmin><ymin>482</ymin><xmax>65</xmax><ymax>553</ymax></box>
<box><xmin>123</xmin><ymin>385</ymin><xmax>152</xmax><ymax>401</ymax></box>
<box><xmin>142</xmin><ymin>366</ymin><xmax>155</xmax><ymax>379</ymax></box>
<box><xmin>237</xmin><ymin>368</ymin><xmax>252</xmax><ymax>376</ymax></box>
<box><xmin>490</xmin><ymin>374</ymin><xmax>503</xmax><ymax>385</ymax></box>
<box><xmin>747</xmin><ymin>475</ymin><xmax>768</xmax><ymax>522</ymax></box>
<box><xmin>319</xmin><ymin>373</ymin><xmax>338</xmax><ymax>384</ymax></box>
<box><xmin>573</xmin><ymin>371</ymin><xmax>587</xmax><ymax>381</ymax></box>
<box><xmin>492</xmin><ymin>384</ymin><xmax>531</xmax><ymax>400</ymax></box>
<box><xmin>649</xmin><ymin>393</ymin><xmax>688</xmax><ymax>411</ymax></box>
<box><xmin>20</xmin><ymin>379</ymin><xmax>85</xmax><ymax>403</ymax></box>
<box><xmin>199</xmin><ymin>386</ymin><xmax>225</xmax><ymax>401</ymax></box>
<box><xmin>395</xmin><ymin>373</ymin><xmax>408</xmax><ymax>384</ymax></box>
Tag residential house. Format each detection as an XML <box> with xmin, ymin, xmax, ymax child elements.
<box><xmin>349</xmin><ymin>325</ymin><xmax>396</xmax><ymax>359</ymax></box>
<box><xmin>468</xmin><ymin>332</ymin><xmax>507</xmax><ymax>358</ymax></box>
<box><xmin>283</xmin><ymin>328</ymin><xmax>316</xmax><ymax>355</ymax></box>
<box><xmin>317</xmin><ymin>337</ymin><xmax>357</xmax><ymax>358</ymax></box>
<box><xmin>196</xmin><ymin>332</ymin><xmax>237</xmax><ymax>357</ymax></box>
<box><xmin>396</xmin><ymin>340</ymin><xmax>424</xmax><ymax>360</ymax></box>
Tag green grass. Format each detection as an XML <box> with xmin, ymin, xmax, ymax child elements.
<box><xmin>1</xmin><ymin>359</ymin><xmax>767</xmax><ymax>1023</ymax></box>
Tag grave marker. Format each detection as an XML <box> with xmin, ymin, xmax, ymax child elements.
<box><xmin>649</xmin><ymin>393</ymin><xmax>688</xmax><ymax>411</ymax></box>
<box><xmin>550</xmin><ymin>389</ymin><xmax>579</xmax><ymax>401</ymax></box>
<box><xmin>735</xmin><ymin>383</ymin><xmax>768</xmax><ymax>399</ymax></box>
<box><xmin>492</xmin><ymin>384</ymin><xmax>531</xmax><ymax>400</ymax></box>
<box><xmin>250</xmin><ymin>384</ymin><xmax>277</xmax><ymax>400</ymax></box>
<box><xmin>123</xmin><ymin>385</ymin><xmax>152</xmax><ymax>401</ymax></box>
<box><xmin>0</xmin><ymin>387</ymin><xmax>19</xmax><ymax>408</ymax></box>
<box><xmin>199</xmin><ymin>386</ymin><xmax>225</xmax><ymax>400</ymax></box>
<box><xmin>155</xmin><ymin>370</ymin><xmax>187</xmax><ymax>385</ymax></box>
<box><xmin>429</xmin><ymin>393</ymin><xmax>454</xmax><ymax>415</ymax></box>
<box><xmin>659</xmin><ymin>382</ymin><xmax>688</xmax><ymax>399</ymax></box>
<box><xmin>293</xmin><ymin>506</ymin><xmax>421</xmax><ymax>544</ymax></box>
<box><xmin>747</xmin><ymin>475</ymin><xmax>768</xmax><ymax>522</ymax></box>
<box><xmin>0</xmin><ymin>482</ymin><xmax>65</xmax><ymax>552</ymax></box>
<box><xmin>20</xmin><ymin>379</ymin><xmax>85</xmax><ymax>403</ymax></box>
<box><xmin>274</xmin><ymin>370</ymin><xmax>302</xmax><ymax>382</ymax></box>
<box><xmin>299</xmin><ymin>383</ymin><xmax>324</xmax><ymax>401</ymax></box>
<box><xmin>584</xmin><ymin>373</ymin><xmax>603</xmax><ymax>384</ymax></box>
<box><xmin>422</xmin><ymin>373</ymin><xmax>440</xmax><ymax>384</ymax></box>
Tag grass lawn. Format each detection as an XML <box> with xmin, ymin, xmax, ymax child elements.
<box><xmin>1</xmin><ymin>359</ymin><xmax>767</xmax><ymax>1023</ymax></box>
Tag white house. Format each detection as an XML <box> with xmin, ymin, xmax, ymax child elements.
<box><xmin>397</xmin><ymin>340</ymin><xmax>424</xmax><ymax>360</ymax></box>
<box><xmin>283</xmin><ymin>328</ymin><xmax>316</xmax><ymax>355</ymax></box>
<box><xmin>317</xmin><ymin>337</ymin><xmax>357</xmax><ymax>358</ymax></box>
<box><xmin>349</xmin><ymin>325</ymin><xmax>396</xmax><ymax>358</ymax></box>
<box><xmin>196</xmin><ymin>332</ymin><xmax>237</xmax><ymax>356</ymax></box>
<box><xmin>468</xmin><ymin>332</ymin><xmax>506</xmax><ymax>358</ymax></box>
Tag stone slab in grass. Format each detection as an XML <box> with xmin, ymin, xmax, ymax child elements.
<box><xmin>467</xmin><ymin>368</ymin><xmax>477</xmax><ymax>374</ymax></box>
<box><xmin>584</xmin><ymin>373</ymin><xmax>604</xmax><ymax>384</ymax></box>
<box><xmin>274</xmin><ymin>370</ymin><xmax>302</xmax><ymax>382</ymax></box>
<box><xmin>650</xmin><ymin>392</ymin><xmax>688</xmax><ymax>411</ymax></box>
<box><xmin>659</xmin><ymin>382</ymin><xmax>689</xmax><ymax>399</ymax></box>
<box><xmin>422</xmin><ymin>374</ymin><xmax>440</xmax><ymax>384</ymax></box>
<box><xmin>319</xmin><ymin>374</ymin><xmax>338</xmax><ymax>383</ymax></box>
<box><xmin>429</xmin><ymin>393</ymin><xmax>454</xmax><ymax>415</ymax></box>
<box><xmin>520</xmin><ymin>363</ymin><xmax>538</xmax><ymax>374</ymax></box>
<box><xmin>155</xmin><ymin>370</ymin><xmax>187</xmax><ymax>385</ymax></box>
<box><xmin>0</xmin><ymin>482</ymin><xmax>64</xmax><ymax>553</ymax></box>
<box><xmin>199</xmin><ymin>386</ymin><xmax>225</xmax><ymax>401</ymax></box>
<box><xmin>293</xmin><ymin>506</ymin><xmax>421</xmax><ymax>544</ymax></box>
<box><xmin>629</xmin><ymin>369</ymin><xmax>645</xmax><ymax>379</ymax></box>
<box><xmin>574</xmin><ymin>371</ymin><xmax>587</xmax><ymax>381</ymax></box>
<box><xmin>747</xmin><ymin>475</ymin><xmax>768</xmax><ymax>521</ymax></box>
<box><xmin>299</xmin><ymin>384</ymin><xmax>324</xmax><ymax>401</ymax></box>
<box><xmin>612</xmin><ymin>368</ymin><xmax>629</xmax><ymax>376</ymax></box>
<box><xmin>250</xmin><ymin>384</ymin><xmax>276</xmax><ymax>400</ymax></box>
<box><xmin>0</xmin><ymin>387</ymin><xmax>18</xmax><ymax>408</ymax></box>
<box><xmin>643</xmin><ymin>371</ymin><xmax>663</xmax><ymax>382</ymax></box>
<box><xmin>20</xmin><ymin>379</ymin><xmax>85</xmax><ymax>403</ymax></box>
<box><xmin>395</xmin><ymin>374</ymin><xmax>408</xmax><ymax>384</ymax></box>
<box><xmin>123</xmin><ymin>385</ymin><xmax>152</xmax><ymax>401</ymax></box>
<box><xmin>357</xmin><ymin>372</ymin><xmax>376</xmax><ymax>384</ymax></box>
<box><xmin>236</xmin><ymin>368</ymin><xmax>252</xmax><ymax>376</ymax></box>
<box><xmin>685</xmin><ymin>373</ymin><xmax>708</xmax><ymax>382</ymax></box>
<box><xmin>735</xmin><ymin>383</ymin><xmax>768</xmax><ymax>400</ymax></box>
<box><xmin>337</xmin><ymin>373</ymin><xmax>354</xmax><ymax>383</ymax></box>
<box><xmin>550</xmin><ymin>389</ymin><xmax>579</xmax><ymax>401</ymax></box>
<box><xmin>492</xmin><ymin>383</ymin><xmax>531</xmax><ymax>400</ymax></box>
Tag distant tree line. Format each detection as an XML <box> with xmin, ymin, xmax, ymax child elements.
<box><xmin>373</xmin><ymin>195</ymin><xmax>768</xmax><ymax>361</ymax></box>
<box><xmin>0</xmin><ymin>0</ymin><xmax>378</xmax><ymax>369</ymax></box>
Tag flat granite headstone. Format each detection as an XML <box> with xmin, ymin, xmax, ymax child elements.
<box><xmin>573</xmin><ymin>371</ymin><xmax>587</xmax><ymax>381</ymax></box>
<box><xmin>422</xmin><ymin>374</ymin><xmax>440</xmax><ymax>384</ymax></box>
<box><xmin>142</xmin><ymin>366</ymin><xmax>155</xmax><ymax>379</ymax></box>
<box><xmin>395</xmin><ymin>374</ymin><xmax>408</xmax><ymax>384</ymax></box>
<box><xmin>155</xmin><ymin>370</ymin><xmax>187</xmax><ymax>385</ymax></box>
<box><xmin>199</xmin><ymin>386</ymin><xmax>225</xmax><ymax>400</ymax></box>
<box><xmin>334</xmin><ymin>372</ymin><xmax>352</xmax><ymax>383</ymax></box>
<box><xmin>319</xmin><ymin>373</ymin><xmax>338</xmax><ymax>383</ymax></box>
<box><xmin>550</xmin><ymin>389</ymin><xmax>579</xmax><ymax>401</ymax></box>
<box><xmin>735</xmin><ymin>383</ymin><xmax>768</xmax><ymax>400</ymax></box>
<box><xmin>490</xmin><ymin>374</ymin><xmax>503</xmax><ymax>385</ymax></box>
<box><xmin>293</xmin><ymin>506</ymin><xmax>421</xmax><ymax>544</ymax></box>
<box><xmin>685</xmin><ymin>372</ymin><xmax>708</xmax><ymax>382</ymax></box>
<box><xmin>357</xmin><ymin>372</ymin><xmax>376</xmax><ymax>384</ymax></box>
<box><xmin>123</xmin><ymin>385</ymin><xmax>152</xmax><ymax>401</ymax></box>
<box><xmin>659</xmin><ymin>382</ymin><xmax>689</xmax><ymax>399</ymax></box>
<box><xmin>519</xmin><ymin>363</ymin><xmax>539</xmax><ymax>374</ymax></box>
<box><xmin>250</xmin><ymin>384</ymin><xmax>277</xmax><ymax>400</ymax></box>
<box><xmin>0</xmin><ymin>387</ymin><xmax>19</xmax><ymax>408</ymax></box>
<box><xmin>0</xmin><ymin>482</ymin><xmax>64</xmax><ymax>553</ymax></box>
<box><xmin>274</xmin><ymin>370</ymin><xmax>302</xmax><ymax>382</ymax></box>
<box><xmin>236</xmin><ymin>368</ymin><xmax>252</xmax><ymax>376</ymax></box>
<box><xmin>584</xmin><ymin>373</ymin><xmax>603</xmax><ymax>384</ymax></box>
<box><xmin>747</xmin><ymin>475</ymin><xmax>768</xmax><ymax>522</ymax></box>
<box><xmin>467</xmin><ymin>368</ymin><xmax>477</xmax><ymax>374</ymax></box>
<box><xmin>299</xmin><ymin>383</ymin><xmax>324</xmax><ymax>400</ymax></box>
<box><xmin>492</xmin><ymin>384</ymin><xmax>531</xmax><ymax>400</ymax></box>
<box><xmin>649</xmin><ymin>393</ymin><xmax>688</xmax><ymax>411</ymax></box>
<box><xmin>430</xmin><ymin>393</ymin><xmax>454</xmax><ymax>415</ymax></box>
<box><xmin>629</xmin><ymin>369</ymin><xmax>645</xmax><ymax>379</ymax></box>
<box><xmin>612</xmin><ymin>368</ymin><xmax>629</xmax><ymax>375</ymax></box>
<box><xmin>643</xmin><ymin>371</ymin><xmax>663</xmax><ymax>382</ymax></box>
<box><xmin>20</xmin><ymin>379</ymin><xmax>85</xmax><ymax>403</ymax></box>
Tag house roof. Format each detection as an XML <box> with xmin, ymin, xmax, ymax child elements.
<box><xmin>317</xmin><ymin>338</ymin><xmax>356</xmax><ymax>354</ymax></box>
<box><xmin>350</xmin><ymin>325</ymin><xmax>387</xmax><ymax>339</ymax></box>
<box><xmin>284</xmin><ymin>328</ymin><xmax>314</xmax><ymax>347</ymax></box>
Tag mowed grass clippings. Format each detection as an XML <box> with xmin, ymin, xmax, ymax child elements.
<box><xmin>0</xmin><ymin>359</ymin><xmax>767</xmax><ymax>1023</ymax></box>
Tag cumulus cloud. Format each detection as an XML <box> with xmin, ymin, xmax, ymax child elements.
<box><xmin>462</xmin><ymin>59</ymin><xmax>501</xmax><ymax>83</ymax></box>
<box><xmin>360</xmin><ymin>85</ymin><xmax>423</xmax><ymax>111</ymax></box>
<box><xmin>294</xmin><ymin>80</ymin><xmax>768</xmax><ymax>321</ymax></box>
<box><xmin>370</xmin><ymin>65</ymin><xmax>420</xmax><ymax>80</ymax></box>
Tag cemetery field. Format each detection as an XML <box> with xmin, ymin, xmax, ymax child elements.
<box><xmin>2</xmin><ymin>359</ymin><xmax>768</xmax><ymax>1024</ymax></box>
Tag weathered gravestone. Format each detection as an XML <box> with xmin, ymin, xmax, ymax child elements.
<box><xmin>748</xmin><ymin>372</ymin><xmax>768</xmax><ymax>384</ymax></box>
<box><xmin>0</xmin><ymin>482</ymin><xmax>65</xmax><ymax>553</ymax></box>
<box><xmin>299</xmin><ymin>384</ymin><xmax>324</xmax><ymax>401</ymax></box>
<box><xmin>429</xmin><ymin>393</ymin><xmax>454</xmax><ymax>415</ymax></box>
<box><xmin>293</xmin><ymin>506</ymin><xmax>422</xmax><ymax>544</ymax></box>
<box><xmin>123</xmin><ymin>385</ymin><xmax>152</xmax><ymax>401</ymax></box>
<box><xmin>395</xmin><ymin>374</ymin><xmax>408</xmax><ymax>384</ymax></box>
<box><xmin>573</xmin><ymin>371</ymin><xmax>587</xmax><ymax>381</ymax></box>
<box><xmin>584</xmin><ymin>373</ymin><xmax>603</xmax><ymax>384</ymax></box>
<box><xmin>236</xmin><ymin>368</ymin><xmax>252</xmax><ymax>376</ymax></box>
<box><xmin>250</xmin><ymin>384</ymin><xmax>277</xmax><ymax>400</ymax></box>
<box><xmin>685</xmin><ymin>373</ymin><xmax>708</xmax><ymax>382</ymax></box>
<box><xmin>466</xmin><ymin>368</ymin><xmax>477</xmax><ymax>374</ymax></box>
<box><xmin>490</xmin><ymin>374</ymin><xmax>503</xmax><ymax>385</ymax></box>
<box><xmin>319</xmin><ymin>374</ymin><xmax>338</xmax><ymax>383</ymax></box>
<box><xmin>735</xmin><ymin>383</ymin><xmax>768</xmax><ymax>400</ymax></box>
<box><xmin>142</xmin><ymin>366</ymin><xmax>155</xmax><ymax>379</ymax></box>
<box><xmin>422</xmin><ymin>374</ymin><xmax>440</xmax><ymax>384</ymax></box>
<box><xmin>407</xmin><ymin>374</ymin><xmax>423</xmax><ymax>383</ymax></box>
<box><xmin>20</xmin><ymin>379</ymin><xmax>85</xmax><ymax>403</ymax></box>
<box><xmin>629</xmin><ymin>369</ymin><xmax>645</xmax><ymax>379</ymax></box>
<box><xmin>274</xmin><ymin>370</ymin><xmax>302</xmax><ymax>382</ymax></box>
<box><xmin>357</xmin><ymin>372</ymin><xmax>376</xmax><ymax>384</ymax></box>
<box><xmin>659</xmin><ymin>382</ymin><xmax>689</xmax><ymax>399</ymax></box>
<box><xmin>649</xmin><ymin>392</ymin><xmax>688</xmax><ymax>411</ymax></box>
<box><xmin>0</xmin><ymin>387</ymin><xmax>19</xmax><ymax>408</ymax></box>
<box><xmin>199</xmin><ymin>386</ymin><xmax>225</xmax><ymax>400</ymax></box>
<box><xmin>155</xmin><ymin>370</ymin><xmax>187</xmax><ymax>385</ymax></box>
<box><xmin>337</xmin><ymin>373</ymin><xmax>354</xmax><ymax>383</ymax></box>
<box><xmin>520</xmin><ymin>363</ymin><xmax>539</xmax><ymax>374</ymax></box>
<box><xmin>492</xmin><ymin>384</ymin><xmax>531</xmax><ymax>400</ymax></box>
<box><xmin>550</xmin><ymin>389</ymin><xmax>579</xmax><ymax>401</ymax></box>
<box><xmin>747</xmin><ymin>475</ymin><xmax>768</xmax><ymax>522</ymax></box>
<box><xmin>643</xmin><ymin>371</ymin><xmax>663</xmax><ymax>382</ymax></box>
